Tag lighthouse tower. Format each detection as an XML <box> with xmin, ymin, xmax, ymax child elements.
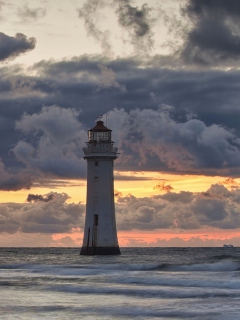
<box><xmin>80</xmin><ymin>117</ymin><xmax>121</xmax><ymax>255</ymax></box>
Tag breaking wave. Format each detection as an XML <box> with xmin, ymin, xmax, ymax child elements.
<box><xmin>1</xmin><ymin>258</ymin><xmax>240</xmax><ymax>274</ymax></box>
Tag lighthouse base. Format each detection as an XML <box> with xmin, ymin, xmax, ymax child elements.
<box><xmin>80</xmin><ymin>246</ymin><xmax>121</xmax><ymax>255</ymax></box>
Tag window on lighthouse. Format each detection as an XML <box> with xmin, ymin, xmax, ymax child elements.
<box><xmin>94</xmin><ymin>176</ymin><xmax>98</xmax><ymax>182</ymax></box>
<box><xmin>94</xmin><ymin>214</ymin><xmax>98</xmax><ymax>226</ymax></box>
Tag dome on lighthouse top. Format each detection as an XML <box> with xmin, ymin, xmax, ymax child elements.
<box><xmin>89</xmin><ymin>120</ymin><xmax>111</xmax><ymax>133</ymax></box>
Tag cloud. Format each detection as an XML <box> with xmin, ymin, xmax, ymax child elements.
<box><xmin>114</xmin><ymin>174</ymin><xmax>154</xmax><ymax>181</ymax></box>
<box><xmin>153</xmin><ymin>182</ymin><xmax>173</xmax><ymax>193</ymax></box>
<box><xmin>2</xmin><ymin>93</ymin><xmax>240</xmax><ymax>191</ymax></box>
<box><xmin>107</xmin><ymin>107</ymin><xmax>240</xmax><ymax>174</ymax></box>
<box><xmin>125</xmin><ymin>235</ymin><xmax>240</xmax><ymax>247</ymax></box>
<box><xmin>220</xmin><ymin>178</ymin><xmax>240</xmax><ymax>191</ymax></box>
<box><xmin>13</xmin><ymin>105</ymin><xmax>86</xmax><ymax>179</ymax></box>
<box><xmin>78</xmin><ymin>0</ymin><xmax>155</xmax><ymax>55</ymax></box>
<box><xmin>27</xmin><ymin>193</ymin><xmax>54</xmax><ymax>203</ymax></box>
<box><xmin>114</xmin><ymin>190</ymin><xmax>123</xmax><ymax>197</ymax></box>
<box><xmin>0</xmin><ymin>192</ymin><xmax>85</xmax><ymax>234</ymax></box>
<box><xmin>0</xmin><ymin>32</ymin><xmax>36</xmax><ymax>61</ymax></box>
<box><xmin>97</xmin><ymin>63</ymin><xmax>127</xmax><ymax>92</ymax></box>
<box><xmin>77</xmin><ymin>0</ymin><xmax>112</xmax><ymax>53</ymax></box>
<box><xmin>17</xmin><ymin>4</ymin><xmax>47</xmax><ymax>22</ymax></box>
<box><xmin>115</xmin><ymin>0</ymin><xmax>154</xmax><ymax>51</ymax></box>
<box><xmin>1</xmin><ymin>184</ymin><xmax>240</xmax><ymax>235</ymax></box>
<box><xmin>76</xmin><ymin>0</ymin><xmax>240</xmax><ymax>64</ymax></box>
<box><xmin>116</xmin><ymin>183</ymin><xmax>240</xmax><ymax>231</ymax></box>
<box><xmin>0</xmin><ymin>159</ymin><xmax>33</xmax><ymax>191</ymax></box>
<box><xmin>22</xmin><ymin>57</ymin><xmax>240</xmax><ymax>133</ymax></box>
<box><xmin>8</xmin><ymin>77</ymin><xmax>37</xmax><ymax>95</ymax></box>
<box><xmin>181</xmin><ymin>0</ymin><xmax>240</xmax><ymax>65</ymax></box>
<box><xmin>116</xmin><ymin>192</ymin><xmax>195</xmax><ymax>231</ymax></box>
<box><xmin>222</xmin><ymin>178</ymin><xmax>237</xmax><ymax>185</ymax></box>
<box><xmin>0</xmin><ymin>55</ymin><xmax>240</xmax><ymax>189</ymax></box>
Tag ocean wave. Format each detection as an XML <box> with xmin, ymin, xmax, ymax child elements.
<box><xmin>45</xmin><ymin>282</ymin><xmax>240</xmax><ymax>299</ymax></box>
<box><xmin>0</xmin><ymin>304</ymin><xmax>228</xmax><ymax>319</ymax></box>
<box><xmin>110</xmin><ymin>274</ymin><xmax>240</xmax><ymax>290</ymax></box>
<box><xmin>1</xmin><ymin>259</ymin><xmax>240</xmax><ymax>274</ymax></box>
<box><xmin>155</xmin><ymin>260</ymin><xmax>240</xmax><ymax>272</ymax></box>
<box><xmin>212</xmin><ymin>254</ymin><xmax>240</xmax><ymax>261</ymax></box>
<box><xmin>69</xmin><ymin>260</ymin><xmax>240</xmax><ymax>273</ymax></box>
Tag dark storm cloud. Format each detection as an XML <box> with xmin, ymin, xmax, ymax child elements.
<box><xmin>17</xmin><ymin>4</ymin><xmax>47</xmax><ymax>22</ymax></box>
<box><xmin>0</xmin><ymin>160</ymin><xmax>33</xmax><ymax>191</ymax></box>
<box><xmin>189</xmin><ymin>0</ymin><xmax>240</xmax><ymax>13</ymax></box>
<box><xmin>0</xmin><ymin>193</ymin><xmax>85</xmax><ymax>234</ymax></box>
<box><xmin>0</xmin><ymin>32</ymin><xmax>36</xmax><ymax>61</ymax></box>
<box><xmin>30</xmin><ymin>56</ymin><xmax>240</xmax><ymax>131</ymax></box>
<box><xmin>108</xmin><ymin>107</ymin><xmax>240</xmax><ymax>175</ymax></box>
<box><xmin>116</xmin><ymin>184</ymin><xmax>240</xmax><ymax>231</ymax></box>
<box><xmin>1</xmin><ymin>55</ymin><xmax>240</xmax><ymax>190</ymax></box>
<box><xmin>181</xmin><ymin>0</ymin><xmax>240</xmax><ymax>64</ymax></box>
<box><xmin>13</xmin><ymin>105</ymin><xmax>86</xmax><ymax>179</ymax></box>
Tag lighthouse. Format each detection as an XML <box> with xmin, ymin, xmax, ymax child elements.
<box><xmin>80</xmin><ymin>117</ymin><xmax>121</xmax><ymax>255</ymax></box>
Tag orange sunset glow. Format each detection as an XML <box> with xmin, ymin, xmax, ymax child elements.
<box><xmin>34</xmin><ymin>228</ymin><xmax>240</xmax><ymax>248</ymax></box>
<box><xmin>2</xmin><ymin>172</ymin><xmax>237</xmax><ymax>204</ymax></box>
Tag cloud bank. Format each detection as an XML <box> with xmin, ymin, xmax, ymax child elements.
<box><xmin>116</xmin><ymin>183</ymin><xmax>240</xmax><ymax>231</ymax></box>
<box><xmin>108</xmin><ymin>107</ymin><xmax>240</xmax><ymax>175</ymax></box>
<box><xmin>0</xmin><ymin>192</ymin><xmax>85</xmax><ymax>234</ymax></box>
<box><xmin>0</xmin><ymin>97</ymin><xmax>240</xmax><ymax>191</ymax></box>
<box><xmin>1</xmin><ymin>183</ymin><xmax>240</xmax><ymax>235</ymax></box>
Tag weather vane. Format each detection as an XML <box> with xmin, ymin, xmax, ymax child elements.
<box><xmin>96</xmin><ymin>114</ymin><xmax>103</xmax><ymax>122</ymax></box>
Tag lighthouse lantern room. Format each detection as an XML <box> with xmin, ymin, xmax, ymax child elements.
<box><xmin>80</xmin><ymin>117</ymin><xmax>121</xmax><ymax>255</ymax></box>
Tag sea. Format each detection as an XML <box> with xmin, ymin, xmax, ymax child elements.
<box><xmin>0</xmin><ymin>247</ymin><xmax>240</xmax><ymax>320</ymax></box>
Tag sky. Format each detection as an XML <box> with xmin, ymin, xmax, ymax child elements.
<box><xmin>1</xmin><ymin>0</ymin><xmax>240</xmax><ymax>247</ymax></box>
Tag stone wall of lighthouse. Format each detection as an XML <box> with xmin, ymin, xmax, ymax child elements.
<box><xmin>80</xmin><ymin>120</ymin><xmax>121</xmax><ymax>255</ymax></box>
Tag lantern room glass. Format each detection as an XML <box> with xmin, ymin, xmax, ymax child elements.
<box><xmin>88</xmin><ymin>131</ymin><xmax>111</xmax><ymax>142</ymax></box>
